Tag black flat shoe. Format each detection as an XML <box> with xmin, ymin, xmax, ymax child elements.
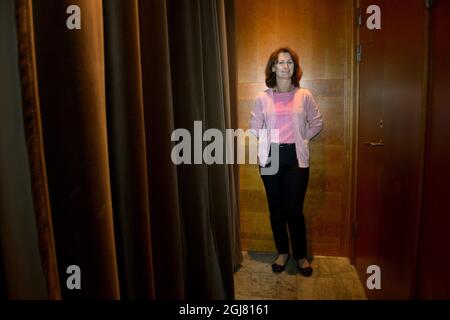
<box><xmin>271</xmin><ymin>255</ymin><xmax>290</xmax><ymax>273</ymax></box>
<box><xmin>298</xmin><ymin>266</ymin><xmax>313</xmax><ymax>277</ymax></box>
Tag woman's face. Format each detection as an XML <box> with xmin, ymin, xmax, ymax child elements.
<box><xmin>272</xmin><ymin>52</ymin><xmax>295</xmax><ymax>82</ymax></box>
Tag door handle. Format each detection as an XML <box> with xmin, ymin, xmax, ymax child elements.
<box><xmin>364</xmin><ymin>140</ymin><xmax>384</xmax><ymax>147</ymax></box>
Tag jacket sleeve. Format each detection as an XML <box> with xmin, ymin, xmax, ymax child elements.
<box><xmin>249</xmin><ymin>95</ymin><xmax>265</xmax><ymax>138</ymax></box>
<box><xmin>304</xmin><ymin>91</ymin><xmax>323</xmax><ymax>141</ymax></box>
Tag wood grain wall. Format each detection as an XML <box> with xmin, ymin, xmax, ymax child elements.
<box><xmin>236</xmin><ymin>0</ymin><xmax>354</xmax><ymax>256</ymax></box>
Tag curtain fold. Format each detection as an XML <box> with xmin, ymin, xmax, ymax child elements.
<box><xmin>1</xmin><ymin>0</ymin><xmax>240</xmax><ymax>300</ymax></box>
<box><xmin>103</xmin><ymin>0</ymin><xmax>155</xmax><ymax>299</ymax></box>
<box><xmin>166</xmin><ymin>0</ymin><xmax>234</xmax><ymax>299</ymax></box>
<box><xmin>220</xmin><ymin>0</ymin><xmax>243</xmax><ymax>271</ymax></box>
<box><xmin>202</xmin><ymin>0</ymin><xmax>236</xmax><ymax>298</ymax></box>
<box><xmin>30</xmin><ymin>0</ymin><xmax>120</xmax><ymax>299</ymax></box>
<box><xmin>166</xmin><ymin>0</ymin><xmax>219</xmax><ymax>299</ymax></box>
<box><xmin>138</xmin><ymin>0</ymin><xmax>186</xmax><ymax>299</ymax></box>
<box><xmin>0</xmin><ymin>0</ymin><xmax>52</xmax><ymax>299</ymax></box>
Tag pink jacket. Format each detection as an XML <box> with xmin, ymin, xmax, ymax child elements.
<box><xmin>249</xmin><ymin>87</ymin><xmax>323</xmax><ymax>168</ymax></box>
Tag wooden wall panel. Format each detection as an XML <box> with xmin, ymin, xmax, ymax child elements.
<box><xmin>236</xmin><ymin>0</ymin><xmax>354</xmax><ymax>256</ymax></box>
<box><xmin>416</xmin><ymin>0</ymin><xmax>450</xmax><ymax>299</ymax></box>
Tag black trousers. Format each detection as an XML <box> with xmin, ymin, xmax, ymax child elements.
<box><xmin>260</xmin><ymin>143</ymin><xmax>310</xmax><ymax>260</ymax></box>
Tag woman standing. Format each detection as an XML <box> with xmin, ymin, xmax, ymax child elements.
<box><xmin>249</xmin><ymin>47</ymin><xmax>323</xmax><ymax>276</ymax></box>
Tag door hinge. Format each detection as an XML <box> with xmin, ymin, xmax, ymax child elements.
<box><xmin>356</xmin><ymin>44</ymin><xmax>362</xmax><ymax>62</ymax></box>
<box><xmin>352</xmin><ymin>221</ymin><xmax>358</xmax><ymax>238</ymax></box>
<box><xmin>356</xmin><ymin>7</ymin><xmax>362</xmax><ymax>26</ymax></box>
<box><xmin>425</xmin><ymin>0</ymin><xmax>434</xmax><ymax>9</ymax></box>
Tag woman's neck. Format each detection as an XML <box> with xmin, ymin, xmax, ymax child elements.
<box><xmin>274</xmin><ymin>80</ymin><xmax>294</xmax><ymax>93</ymax></box>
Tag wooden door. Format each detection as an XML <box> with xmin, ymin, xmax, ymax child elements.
<box><xmin>354</xmin><ymin>0</ymin><xmax>427</xmax><ymax>299</ymax></box>
<box><xmin>354</xmin><ymin>0</ymin><xmax>385</xmax><ymax>300</ymax></box>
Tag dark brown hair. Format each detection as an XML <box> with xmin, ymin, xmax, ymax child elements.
<box><xmin>265</xmin><ymin>47</ymin><xmax>303</xmax><ymax>88</ymax></box>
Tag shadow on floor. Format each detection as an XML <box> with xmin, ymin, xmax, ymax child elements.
<box><xmin>234</xmin><ymin>251</ymin><xmax>367</xmax><ymax>300</ymax></box>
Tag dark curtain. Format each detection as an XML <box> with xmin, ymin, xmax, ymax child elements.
<box><xmin>103</xmin><ymin>0</ymin><xmax>155</xmax><ymax>299</ymax></box>
<box><xmin>0</xmin><ymin>0</ymin><xmax>241</xmax><ymax>299</ymax></box>
<box><xmin>0</xmin><ymin>0</ymin><xmax>51</xmax><ymax>299</ymax></box>
<box><xmin>221</xmin><ymin>0</ymin><xmax>242</xmax><ymax>274</ymax></box>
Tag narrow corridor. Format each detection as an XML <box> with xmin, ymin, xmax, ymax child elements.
<box><xmin>234</xmin><ymin>251</ymin><xmax>367</xmax><ymax>300</ymax></box>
